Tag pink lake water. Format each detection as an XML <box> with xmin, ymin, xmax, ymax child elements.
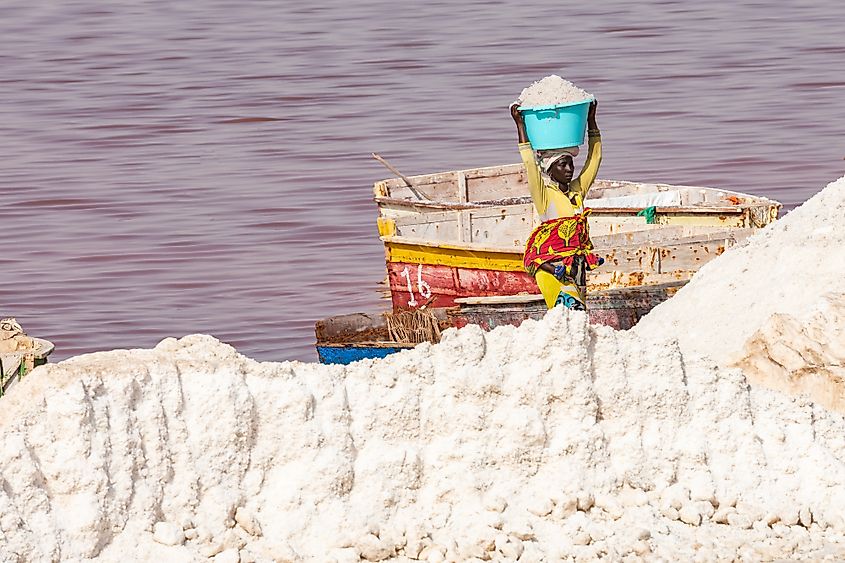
<box><xmin>2</xmin><ymin>0</ymin><xmax>844</xmax><ymax>362</ymax></box>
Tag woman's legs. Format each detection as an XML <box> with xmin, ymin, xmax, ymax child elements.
<box><xmin>535</xmin><ymin>270</ymin><xmax>587</xmax><ymax>310</ymax></box>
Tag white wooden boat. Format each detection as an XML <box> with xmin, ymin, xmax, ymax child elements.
<box><xmin>373</xmin><ymin>163</ymin><xmax>781</xmax><ymax>309</ymax></box>
<box><xmin>1</xmin><ymin>337</ymin><xmax>54</xmax><ymax>395</ymax></box>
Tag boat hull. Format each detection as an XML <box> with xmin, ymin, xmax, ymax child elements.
<box><xmin>316</xmin><ymin>281</ymin><xmax>685</xmax><ymax>364</ymax></box>
<box><xmin>314</xmin><ymin>311</ymin><xmax>444</xmax><ymax>365</ymax></box>
<box><xmin>449</xmin><ymin>281</ymin><xmax>686</xmax><ymax>331</ymax></box>
<box><xmin>384</xmin><ymin>236</ymin><xmax>705</xmax><ymax>311</ymax></box>
<box><xmin>387</xmin><ymin>260</ymin><xmax>535</xmax><ymax>310</ymax></box>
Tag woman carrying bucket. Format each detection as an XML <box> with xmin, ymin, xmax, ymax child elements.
<box><xmin>510</xmin><ymin>99</ymin><xmax>603</xmax><ymax>310</ymax></box>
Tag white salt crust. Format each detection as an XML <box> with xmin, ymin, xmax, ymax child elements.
<box><xmin>1</xmin><ymin>176</ymin><xmax>844</xmax><ymax>562</ymax></box>
<box><xmin>516</xmin><ymin>75</ymin><xmax>592</xmax><ymax>108</ymax></box>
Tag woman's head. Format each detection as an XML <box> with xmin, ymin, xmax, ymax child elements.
<box><xmin>538</xmin><ymin>147</ymin><xmax>579</xmax><ymax>185</ymax></box>
<box><xmin>546</xmin><ymin>154</ymin><xmax>574</xmax><ymax>185</ymax></box>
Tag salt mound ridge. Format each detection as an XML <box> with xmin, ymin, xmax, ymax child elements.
<box><xmin>2</xmin><ymin>177</ymin><xmax>845</xmax><ymax>562</ymax></box>
<box><xmin>515</xmin><ymin>75</ymin><xmax>592</xmax><ymax>108</ymax></box>
<box><xmin>635</xmin><ymin>175</ymin><xmax>845</xmax><ymax>362</ymax></box>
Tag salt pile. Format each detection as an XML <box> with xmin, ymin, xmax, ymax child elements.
<box><xmin>515</xmin><ymin>75</ymin><xmax>592</xmax><ymax>108</ymax></box>
<box><xmin>733</xmin><ymin>293</ymin><xmax>845</xmax><ymax>413</ymax></box>
<box><xmin>1</xmin><ymin>177</ymin><xmax>844</xmax><ymax>562</ymax></box>
<box><xmin>635</xmin><ymin>175</ymin><xmax>845</xmax><ymax>361</ymax></box>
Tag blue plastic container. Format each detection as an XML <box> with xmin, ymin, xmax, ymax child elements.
<box><xmin>520</xmin><ymin>98</ymin><xmax>593</xmax><ymax>150</ymax></box>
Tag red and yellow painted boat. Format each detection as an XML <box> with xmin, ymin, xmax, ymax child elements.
<box><xmin>374</xmin><ymin>163</ymin><xmax>780</xmax><ymax>311</ymax></box>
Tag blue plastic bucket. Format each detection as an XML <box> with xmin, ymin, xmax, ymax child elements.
<box><xmin>520</xmin><ymin>98</ymin><xmax>593</xmax><ymax>150</ymax></box>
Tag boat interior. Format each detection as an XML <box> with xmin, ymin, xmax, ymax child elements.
<box><xmin>374</xmin><ymin>163</ymin><xmax>781</xmax><ymax>252</ymax></box>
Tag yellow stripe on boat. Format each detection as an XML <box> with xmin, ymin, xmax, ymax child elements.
<box><xmin>383</xmin><ymin>238</ymin><xmax>524</xmax><ymax>271</ymax></box>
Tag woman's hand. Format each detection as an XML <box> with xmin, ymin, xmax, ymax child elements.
<box><xmin>510</xmin><ymin>103</ymin><xmax>523</xmax><ymax>123</ymax></box>
<box><xmin>511</xmin><ymin>103</ymin><xmax>528</xmax><ymax>144</ymax></box>
<box><xmin>587</xmin><ymin>100</ymin><xmax>598</xmax><ymax>129</ymax></box>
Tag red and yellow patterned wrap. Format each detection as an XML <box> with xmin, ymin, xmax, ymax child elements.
<box><xmin>522</xmin><ymin>210</ymin><xmax>602</xmax><ymax>277</ymax></box>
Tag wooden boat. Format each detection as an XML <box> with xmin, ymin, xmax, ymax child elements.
<box><xmin>315</xmin><ymin>310</ymin><xmax>447</xmax><ymax>365</ymax></box>
<box><xmin>315</xmin><ymin>281</ymin><xmax>687</xmax><ymax>364</ymax></box>
<box><xmin>314</xmin><ymin>163</ymin><xmax>781</xmax><ymax>364</ymax></box>
<box><xmin>1</xmin><ymin>337</ymin><xmax>55</xmax><ymax>395</ymax></box>
<box><xmin>374</xmin><ymin>164</ymin><xmax>781</xmax><ymax>310</ymax></box>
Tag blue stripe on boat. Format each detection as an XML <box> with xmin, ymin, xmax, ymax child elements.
<box><xmin>316</xmin><ymin>345</ymin><xmax>408</xmax><ymax>365</ymax></box>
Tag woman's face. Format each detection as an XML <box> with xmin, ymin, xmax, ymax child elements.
<box><xmin>548</xmin><ymin>155</ymin><xmax>574</xmax><ymax>185</ymax></box>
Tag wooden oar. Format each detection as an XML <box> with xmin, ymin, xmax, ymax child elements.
<box><xmin>371</xmin><ymin>153</ymin><xmax>429</xmax><ymax>200</ymax></box>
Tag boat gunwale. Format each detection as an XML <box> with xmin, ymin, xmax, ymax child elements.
<box><xmin>375</xmin><ymin>172</ymin><xmax>782</xmax><ymax>209</ymax></box>
<box><xmin>374</xmin><ymin>196</ymin><xmax>762</xmax><ymax>214</ymax></box>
